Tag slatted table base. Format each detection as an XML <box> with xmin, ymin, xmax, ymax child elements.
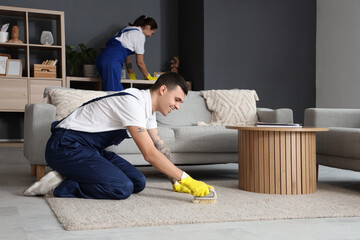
<box><xmin>238</xmin><ymin>130</ymin><xmax>318</xmax><ymax>195</ymax></box>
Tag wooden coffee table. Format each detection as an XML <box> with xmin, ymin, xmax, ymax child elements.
<box><xmin>226</xmin><ymin>126</ymin><xmax>328</xmax><ymax>195</ymax></box>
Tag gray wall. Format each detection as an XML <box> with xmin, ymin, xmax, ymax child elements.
<box><xmin>205</xmin><ymin>0</ymin><xmax>316</xmax><ymax>123</ymax></box>
<box><xmin>179</xmin><ymin>0</ymin><xmax>316</xmax><ymax>123</ymax></box>
<box><xmin>1</xmin><ymin>0</ymin><xmax>316</xmax><ymax>139</ymax></box>
<box><xmin>316</xmin><ymin>0</ymin><xmax>360</xmax><ymax>108</ymax></box>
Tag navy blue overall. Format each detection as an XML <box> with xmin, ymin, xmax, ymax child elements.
<box><xmin>96</xmin><ymin>28</ymin><xmax>140</xmax><ymax>91</ymax></box>
<box><xmin>45</xmin><ymin>92</ymin><xmax>146</xmax><ymax>199</ymax></box>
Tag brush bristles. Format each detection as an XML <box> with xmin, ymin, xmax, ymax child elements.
<box><xmin>193</xmin><ymin>199</ymin><xmax>217</xmax><ymax>204</ymax></box>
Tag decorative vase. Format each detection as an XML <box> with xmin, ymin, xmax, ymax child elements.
<box><xmin>40</xmin><ymin>31</ymin><xmax>54</xmax><ymax>45</ymax></box>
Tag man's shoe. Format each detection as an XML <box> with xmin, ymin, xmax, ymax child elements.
<box><xmin>24</xmin><ymin>171</ymin><xmax>63</xmax><ymax>196</ymax></box>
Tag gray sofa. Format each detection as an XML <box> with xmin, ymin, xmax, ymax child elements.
<box><xmin>24</xmin><ymin>89</ymin><xmax>293</xmax><ymax>180</ymax></box>
<box><xmin>304</xmin><ymin>108</ymin><xmax>360</xmax><ymax>172</ymax></box>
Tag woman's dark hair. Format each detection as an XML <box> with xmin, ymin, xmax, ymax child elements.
<box><xmin>150</xmin><ymin>72</ymin><xmax>188</xmax><ymax>95</ymax></box>
<box><xmin>129</xmin><ymin>15</ymin><xmax>157</xmax><ymax>30</ymax></box>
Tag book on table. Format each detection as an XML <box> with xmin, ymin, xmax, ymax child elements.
<box><xmin>255</xmin><ymin>122</ymin><xmax>302</xmax><ymax>128</ymax></box>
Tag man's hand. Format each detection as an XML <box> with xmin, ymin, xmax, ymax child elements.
<box><xmin>173</xmin><ymin>181</ymin><xmax>191</xmax><ymax>194</ymax></box>
<box><xmin>179</xmin><ymin>172</ymin><xmax>214</xmax><ymax>196</ymax></box>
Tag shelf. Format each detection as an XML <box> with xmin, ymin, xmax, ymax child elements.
<box><xmin>0</xmin><ymin>43</ymin><xmax>27</xmax><ymax>48</ymax></box>
<box><xmin>66</xmin><ymin>77</ymin><xmax>157</xmax><ymax>91</ymax></box>
<box><xmin>66</xmin><ymin>76</ymin><xmax>99</xmax><ymax>82</ymax></box>
<box><xmin>29</xmin><ymin>44</ymin><xmax>63</xmax><ymax>49</ymax></box>
<box><xmin>0</xmin><ymin>5</ymin><xmax>66</xmax><ymax>112</ymax></box>
<box><xmin>30</xmin><ymin>77</ymin><xmax>63</xmax><ymax>81</ymax></box>
<box><xmin>0</xmin><ymin>8</ymin><xmax>26</xmax><ymax>17</ymax></box>
<box><xmin>67</xmin><ymin>77</ymin><xmax>192</xmax><ymax>91</ymax></box>
<box><xmin>121</xmin><ymin>79</ymin><xmax>156</xmax><ymax>85</ymax></box>
<box><xmin>0</xmin><ymin>43</ymin><xmax>63</xmax><ymax>50</ymax></box>
<box><xmin>0</xmin><ymin>76</ymin><xmax>27</xmax><ymax>80</ymax></box>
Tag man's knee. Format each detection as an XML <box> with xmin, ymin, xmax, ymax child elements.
<box><xmin>113</xmin><ymin>180</ymin><xmax>134</xmax><ymax>199</ymax></box>
<box><xmin>133</xmin><ymin>174</ymin><xmax>146</xmax><ymax>193</ymax></box>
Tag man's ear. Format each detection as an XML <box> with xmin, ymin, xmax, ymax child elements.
<box><xmin>159</xmin><ymin>85</ymin><xmax>167</xmax><ymax>95</ymax></box>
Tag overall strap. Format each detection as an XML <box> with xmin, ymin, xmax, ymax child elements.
<box><xmin>52</xmin><ymin>92</ymin><xmax>138</xmax><ymax>131</ymax></box>
<box><xmin>106</xmin><ymin>27</ymin><xmax>140</xmax><ymax>48</ymax></box>
<box><xmin>114</xmin><ymin>27</ymin><xmax>140</xmax><ymax>38</ymax></box>
<box><xmin>80</xmin><ymin>91</ymin><xmax>138</xmax><ymax>107</ymax></box>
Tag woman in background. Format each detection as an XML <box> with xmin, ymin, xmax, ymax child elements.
<box><xmin>96</xmin><ymin>15</ymin><xmax>158</xmax><ymax>91</ymax></box>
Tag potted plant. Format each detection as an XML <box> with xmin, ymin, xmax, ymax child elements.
<box><xmin>66</xmin><ymin>45</ymin><xmax>81</xmax><ymax>76</ymax></box>
<box><xmin>66</xmin><ymin>43</ymin><xmax>98</xmax><ymax>77</ymax></box>
<box><xmin>79</xmin><ymin>43</ymin><xmax>98</xmax><ymax>77</ymax></box>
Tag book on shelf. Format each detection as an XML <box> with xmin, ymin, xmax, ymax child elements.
<box><xmin>255</xmin><ymin>122</ymin><xmax>302</xmax><ymax>128</ymax></box>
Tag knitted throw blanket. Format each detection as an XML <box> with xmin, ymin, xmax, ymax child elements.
<box><xmin>200</xmin><ymin>89</ymin><xmax>259</xmax><ymax>126</ymax></box>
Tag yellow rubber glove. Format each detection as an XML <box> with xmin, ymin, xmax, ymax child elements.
<box><xmin>173</xmin><ymin>181</ymin><xmax>191</xmax><ymax>194</ymax></box>
<box><xmin>128</xmin><ymin>72</ymin><xmax>136</xmax><ymax>80</ymax></box>
<box><xmin>178</xmin><ymin>172</ymin><xmax>214</xmax><ymax>197</ymax></box>
<box><xmin>145</xmin><ymin>73</ymin><xmax>158</xmax><ymax>81</ymax></box>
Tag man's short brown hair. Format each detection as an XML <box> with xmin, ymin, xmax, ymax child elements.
<box><xmin>150</xmin><ymin>72</ymin><xmax>188</xmax><ymax>95</ymax></box>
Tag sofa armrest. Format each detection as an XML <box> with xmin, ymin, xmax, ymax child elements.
<box><xmin>304</xmin><ymin>108</ymin><xmax>360</xmax><ymax>128</ymax></box>
<box><xmin>256</xmin><ymin>108</ymin><xmax>293</xmax><ymax>123</ymax></box>
<box><xmin>24</xmin><ymin>103</ymin><xmax>56</xmax><ymax>165</ymax></box>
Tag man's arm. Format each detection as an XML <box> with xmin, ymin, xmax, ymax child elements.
<box><xmin>128</xmin><ymin>126</ymin><xmax>213</xmax><ymax>197</ymax></box>
<box><xmin>147</xmin><ymin>128</ymin><xmax>176</xmax><ymax>184</ymax></box>
<box><xmin>127</xmin><ymin>126</ymin><xmax>182</xmax><ymax>181</ymax></box>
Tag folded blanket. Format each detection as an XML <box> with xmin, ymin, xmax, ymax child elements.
<box><xmin>199</xmin><ymin>89</ymin><xmax>259</xmax><ymax>126</ymax></box>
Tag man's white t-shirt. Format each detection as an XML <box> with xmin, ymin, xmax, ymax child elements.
<box><xmin>56</xmin><ymin>88</ymin><xmax>157</xmax><ymax>134</ymax></box>
<box><xmin>116</xmin><ymin>26</ymin><xmax>145</xmax><ymax>54</ymax></box>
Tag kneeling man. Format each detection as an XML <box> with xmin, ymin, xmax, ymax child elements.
<box><xmin>24</xmin><ymin>72</ymin><xmax>213</xmax><ymax>199</ymax></box>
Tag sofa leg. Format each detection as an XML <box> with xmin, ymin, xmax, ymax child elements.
<box><xmin>31</xmin><ymin>165</ymin><xmax>36</xmax><ymax>176</ymax></box>
<box><xmin>36</xmin><ymin>165</ymin><xmax>45</xmax><ymax>181</ymax></box>
<box><xmin>316</xmin><ymin>164</ymin><xmax>319</xmax><ymax>182</ymax></box>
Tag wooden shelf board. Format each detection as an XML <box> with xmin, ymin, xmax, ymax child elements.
<box><xmin>0</xmin><ymin>42</ymin><xmax>27</xmax><ymax>48</ymax></box>
<box><xmin>121</xmin><ymin>79</ymin><xmax>155</xmax><ymax>84</ymax></box>
<box><xmin>29</xmin><ymin>44</ymin><xmax>62</xmax><ymax>49</ymax></box>
<box><xmin>0</xmin><ymin>76</ymin><xmax>27</xmax><ymax>80</ymax></box>
<box><xmin>30</xmin><ymin>77</ymin><xmax>63</xmax><ymax>81</ymax></box>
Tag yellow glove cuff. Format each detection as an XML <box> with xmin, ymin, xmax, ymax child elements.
<box><xmin>181</xmin><ymin>171</ymin><xmax>189</xmax><ymax>180</ymax></box>
<box><xmin>128</xmin><ymin>72</ymin><xmax>136</xmax><ymax>80</ymax></box>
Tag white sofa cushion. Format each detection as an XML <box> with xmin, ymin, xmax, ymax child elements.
<box><xmin>171</xmin><ymin>126</ymin><xmax>238</xmax><ymax>153</ymax></box>
<box><xmin>156</xmin><ymin>91</ymin><xmax>212</xmax><ymax>127</ymax></box>
<box><xmin>106</xmin><ymin>127</ymin><xmax>175</xmax><ymax>154</ymax></box>
<box><xmin>317</xmin><ymin>127</ymin><xmax>360</xmax><ymax>159</ymax></box>
<box><xmin>45</xmin><ymin>88</ymin><xmax>108</xmax><ymax>120</ymax></box>
<box><xmin>201</xmin><ymin>89</ymin><xmax>259</xmax><ymax>125</ymax></box>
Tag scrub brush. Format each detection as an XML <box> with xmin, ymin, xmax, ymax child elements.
<box><xmin>193</xmin><ymin>188</ymin><xmax>217</xmax><ymax>204</ymax></box>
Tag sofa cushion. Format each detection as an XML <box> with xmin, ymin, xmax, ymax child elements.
<box><xmin>171</xmin><ymin>126</ymin><xmax>238</xmax><ymax>153</ymax></box>
<box><xmin>317</xmin><ymin>127</ymin><xmax>360</xmax><ymax>159</ymax></box>
<box><xmin>201</xmin><ymin>89</ymin><xmax>259</xmax><ymax>125</ymax></box>
<box><xmin>106</xmin><ymin>127</ymin><xmax>175</xmax><ymax>154</ymax></box>
<box><xmin>156</xmin><ymin>91</ymin><xmax>211</xmax><ymax>127</ymax></box>
<box><xmin>45</xmin><ymin>88</ymin><xmax>109</xmax><ymax>120</ymax></box>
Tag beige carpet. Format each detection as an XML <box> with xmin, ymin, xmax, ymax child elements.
<box><xmin>45</xmin><ymin>176</ymin><xmax>360</xmax><ymax>231</ymax></box>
